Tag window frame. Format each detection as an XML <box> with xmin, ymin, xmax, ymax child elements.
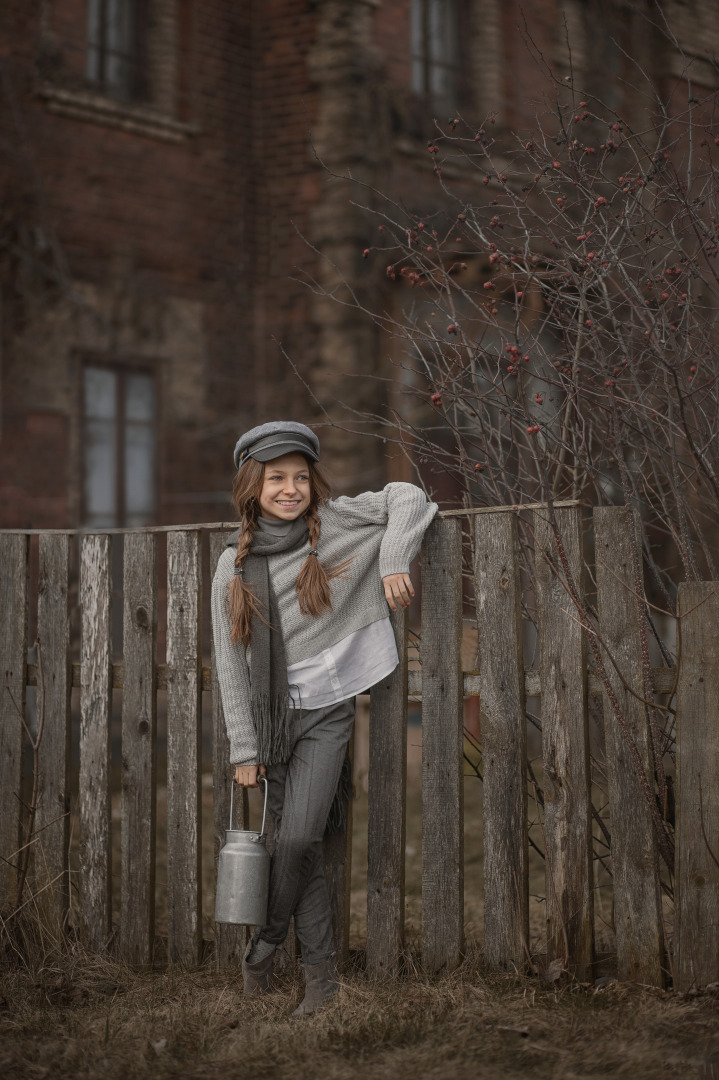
<box><xmin>85</xmin><ymin>0</ymin><xmax>150</xmax><ymax>105</ymax></box>
<box><xmin>81</xmin><ymin>359</ymin><xmax>159</xmax><ymax>529</ymax></box>
<box><xmin>410</xmin><ymin>0</ymin><xmax>465</xmax><ymax>115</ymax></box>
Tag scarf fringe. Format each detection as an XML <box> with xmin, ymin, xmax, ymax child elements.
<box><xmin>253</xmin><ymin>690</ymin><xmax>292</xmax><ymax>765</ymax></box>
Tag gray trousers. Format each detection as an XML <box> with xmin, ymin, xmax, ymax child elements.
<box><xmin>259</xmin><ymin>698</ymin><xmax>355</xmax><ymax>966</ymax></box>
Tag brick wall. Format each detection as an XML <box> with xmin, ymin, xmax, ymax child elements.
<box><xmin>0</xmin><ymin>0</ymin><xmax>712</xmax><ymax>526</ymax></box>
<box><xmin>0</xmin><ymin>0</ymin><xmax>255</xmax><ymax>528</ymax></box>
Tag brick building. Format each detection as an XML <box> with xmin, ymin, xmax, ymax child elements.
<box><xmin>1</xmin><ymin>1</ymin><xmax>716</xmax><ymax>528</ymax></box>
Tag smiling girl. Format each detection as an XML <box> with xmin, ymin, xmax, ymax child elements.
<box><xmin>211</xmin><ymin>421</ymin><xmax>436</xmax><ymax>1015</ymax></box>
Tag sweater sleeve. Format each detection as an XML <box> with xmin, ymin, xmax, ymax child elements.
<box><xmin>329</xmin><ymin>482</ymin><xmax>438</xmax><ymax>578</ymax></box>
<box><xmin>211</xmin><ymin>548</ymin><xmax>259</xmax><ymax>766</ymax></box>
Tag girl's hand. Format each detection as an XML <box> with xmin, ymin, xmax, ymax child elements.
<box><xmin>382</xmin><ymin>573</ymin><xmax>415</xmax><ymax>611</ymax></box>
<box><xmin>234</xmin><ymin>764</ymin><xmax>267</xmax><ymax>787</ymax></box>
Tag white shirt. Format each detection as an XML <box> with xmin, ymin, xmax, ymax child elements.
<box><xmin>287</xmin><ymin>617</ymin><xmax>398</xmax><ymax>710</ymax></box>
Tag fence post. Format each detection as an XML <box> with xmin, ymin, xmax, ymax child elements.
<box><xmin>366</xmin><ymin>606</ymin><xmax>407</xmax><ymax>978</ymax></box>
<box><xmin>0</xmin><ymin>534</ymin><xmax>28</xmax><ymax>910</ymax></box>
<box><xmin>120</xmin><ymin>532</ymin><xmax>158</xmax><ymax>964</ymax></box>
<box><xmin>79</xmin><ymin>534</ymin><xmax>113</xmax><ymax>950</ymax></box>
<box><xmin>36</xmin><ymin>534</ymin><xmax>72</xmax><ymax>931</ymax></box>
<box><xmin>534</xmin><ymin>506</ymin><xmax>593</xmax><ymax>979</ymax></box>
<box><xmin>675</xmin><ymin>581</ymin><xmax>719</xmax><ymax>992</ymax></box>
<box><xmin>421</xmin><ymin>518</ymin><xmax>464</xmax><ymax>973</ymax></box>
<box><xmin>166</xmin><ymin>531</ymin><xmax>202</xmax><ymax>965</ymax></box>
<box><xmin>474</xmin><ymin>511</ymin><xmax>528</xmax><ymax>970</ymax></box>
<box><xmin>210</xmin><ymin>531</ymin><xmax>247</xmax><ymax>970</ymax></box>
<box><xmin>594</xmin><ymin>506</ymin><xmax>663</xmax><ymax>986</ymax></box>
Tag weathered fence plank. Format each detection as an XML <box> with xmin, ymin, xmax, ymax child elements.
<box><xmin>0</xmin><ymin>534</ymin><xmax>28</xmax><ymax>909</ymax></box>
<box><xmin>79</xmin><ymin>535</ymin><xmax>113</xmax><ymax>950</ymax></box>
<box><xmin>210</xmin><ymin>531</ymin><xmax>247</xmax><ymax>970</ymax></box>
<box><xmin>366</xmin><ymin>606</ymin><xmax>407</xmax><ymax>978</ymax></box>
<box><xmin>474</xmin><ymin>512</ymin><xmax>529</xmax><ymax>970</ymax></box>
<box><xmin>534</xmin><ymin>506</ymin><xmax>593</xmax><ymax>979</ymax></box>
<box><xmin>594</xmin><ymin>506</ymin><xmax>663</xmax><ymax>986</ymax></box>
<box><xmin>166</xmin><ymin>531</ymin><xmax>202</xmax><ymax>965</ymax></box>
<box><xmin>24</xmin><ymin>659</ymin><xmax>679</xmax><ymax>699</ymax></box>
<box><xmin>421</xmin><ymin>518</ymin><xmax>464</xmax><ymax>973</ymax></box>
<box><xmin>675</xmin><ymin>582</ymin><xmax>719</xmax><ymax>992</ymax></box>
<box><xmin>120</xmin><ymin>532</ymin><xmax>158</xmax><ymax>964</ymax></box>
<box><xmin>35</xmin><ymin>534</ymin><xmax>72</xmax><ymax>931</ymax></box>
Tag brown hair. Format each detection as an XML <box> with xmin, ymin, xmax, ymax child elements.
<box><xmin>226</xmin><ymin>456</ymin><xmax>350</xmax><ymax>645</ymax></box>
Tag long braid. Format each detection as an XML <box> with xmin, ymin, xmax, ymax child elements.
<box><xmin>295</xmin><ymin>509</ymin><xmax>332</xmax><ymax>616</ymax></box>
<box><xmin>226</xmin><ymin>460</ymin><xmax>270</xmax><ymax>646</ymax></box>
<box><xmin>295</xmin><ymin>507</ymin><xmax>352</xmax><ymax>616</ymax></box>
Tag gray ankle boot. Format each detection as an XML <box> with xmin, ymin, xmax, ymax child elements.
<box><xmin>242</xmin><ymin>934</ymin><xmax>276</xmax><ymax>996</ymax></box>
<box><xmin>292</xmin><ymin>958</ymin><xmax>339</xmax><ymax>1017</ymax></box>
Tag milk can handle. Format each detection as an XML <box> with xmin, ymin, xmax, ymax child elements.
<box><xmin>229</xmin><ymin>775</ymin><xmax>269</xmax><ymax>839</ymax></box>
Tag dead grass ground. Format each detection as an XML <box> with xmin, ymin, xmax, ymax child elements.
<box><xmin>1</xmin><ymin>943</ymin><xmax>718</xmax><ymax>1080</ymax></box>
<box><xmin>1</xmin><ymin>723</ymin><xmax>707</xmax><ymax>1078</ymax></box>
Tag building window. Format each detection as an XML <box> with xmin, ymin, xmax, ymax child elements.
<box><xmin>83</xmin><ymin>365</ymin><xmax>156</xmax><ymax>528</ymax></box>
<box><xmin>410</xmin><ymin>0</ymin><xmax>460</xmax><ymax>114</ymax></box>
<box><xmin>85</xmin><ymin>0</ymin><xmax>148</xmax><ymax>103</ymax></box>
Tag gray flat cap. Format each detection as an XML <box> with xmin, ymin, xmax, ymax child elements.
<box><xmin>233</xmin><ymin>421</ymin><xmax>320</xmax><ymax>470</ymax></box>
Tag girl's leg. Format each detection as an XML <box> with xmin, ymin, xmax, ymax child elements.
<box><xmin>260</xmin><ymin>698</ymin><xmax>355</xmax><ymax>962</ymax></box>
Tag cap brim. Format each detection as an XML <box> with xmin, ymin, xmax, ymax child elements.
<box><xmin>251</xmin><ymin>439</ymin><xmax>319</xmax><ymax>463</ymax></box>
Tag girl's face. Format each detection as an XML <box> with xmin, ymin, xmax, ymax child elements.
<box><xmin>259</xmin><ymin>453</ymin><xmax>312</xmax><ymax>521</ymax></box>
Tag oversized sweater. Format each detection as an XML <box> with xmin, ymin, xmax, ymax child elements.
<box><xmin>211</xmin><ymin>482</ymin><xmax>438</xmax><ymax>765</ymax></box>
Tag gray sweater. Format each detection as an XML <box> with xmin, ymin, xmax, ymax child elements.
<box><xmin>211</xmin><ymin>482</ymin><xmax>437</xmax><ymax>764</ymax></box>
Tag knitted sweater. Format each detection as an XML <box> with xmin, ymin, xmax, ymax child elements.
<box><xmin>211</xmin><ymin>482</ymin><xmax>438</xmax><ymax>765</ymax></box>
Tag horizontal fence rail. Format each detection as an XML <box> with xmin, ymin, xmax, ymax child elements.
<box><xmin>0</xmin><ymin>506</ymin><xmax>715</xmax><ymax>990</ymax></box>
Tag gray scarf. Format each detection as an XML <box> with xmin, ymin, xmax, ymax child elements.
<box><xmin>227</xmin><ymin>517</ymin><xmax>309</xmax><ymax>765</ymax></box>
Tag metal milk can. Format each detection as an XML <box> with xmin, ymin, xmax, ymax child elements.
<box><xmin>214</xmin><ymin>776</ymin><xmax>270</xmax><ymax>926</ymax></box>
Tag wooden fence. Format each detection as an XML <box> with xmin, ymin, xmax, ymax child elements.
<box><xmin>1</xmin><ymin>504</ymin><xmax>718</xmax><ymax>991</ymax></box>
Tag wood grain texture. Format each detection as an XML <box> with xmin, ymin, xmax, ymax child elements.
<box><xmin>210</xmin><ymin>531</ymin><xmax>247</xmax><ymax>970</ymax></box>
<box><xmin>323</xmin><ymin>727</ymin><xmax>354</xmax><ymax>969</ymax></box>
<box><xmin>120</xmin><ymin>532</ymin><xmax>157</xmax><ymax>964</ymax></box>
<box><xmin>421</xmin><ymin>518</ymin><xmax>464</xmax><ymax>973</ymax></box>
<box><xmin>675</xmin><ymin>582</ymin><xmax>719</xmax><ymax>991</ymax></box>
<box><xmin>166</xmin><ymin>531</ymin><xmax>202</xmax><ymax>965</ymax></box>
<box><xmin>0</xmin><ymin>534</ymin><xmax>28</xmax><ymax>907</ymax></box>
<box><xmin>79</xmin><ymin>535</ymin><xmax>113</xmax><ymax>950</ymax></box>
<box><xmin>594</xmin><ymin>506</ymin><xmax>663</xmax><ymax>986</ymax></box>
<box><xmin>25</xmin><ymin>661</ymin><xmax>677</xmax><ymax>699</ymax></box>
<box><xmin>35</xmin><ymin>534</ymin><xmax>72</xmax><ymax>930</ymax></box>
<box><xmin>534</xmin><ymin>507</ymin><xmax>593</xmax><ymax>979</ymax></box>
<box><xmin>474</xmin><ymin>512</ymin><xmax>529</xmax><ymax>970</ymax></box>
<box><xmin>366</xmin><ymin>606</ymin><xmax>407</xmax><ymax>979</ymax></box>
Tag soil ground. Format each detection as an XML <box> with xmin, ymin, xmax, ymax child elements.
<box><xmin>1</xmin><ymin>722</ymin><xmax>714</xmax><ymax>1079</ymax></box>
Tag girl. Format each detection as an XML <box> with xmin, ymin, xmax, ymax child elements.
<box><xmin>211</xmin><ymin>421</ymin><xmax>437</xmax><ymax>1015</ymax></box>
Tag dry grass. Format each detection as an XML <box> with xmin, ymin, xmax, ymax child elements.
<box><xmin>1</xmin><ymin>940</ymin><xmax>719</xmax><ymax>1080</ymax></box>
<box><xmin>3</xmin><ymin>724</ymin><xmax>713</xmax><ymax>1078</ymax></box>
